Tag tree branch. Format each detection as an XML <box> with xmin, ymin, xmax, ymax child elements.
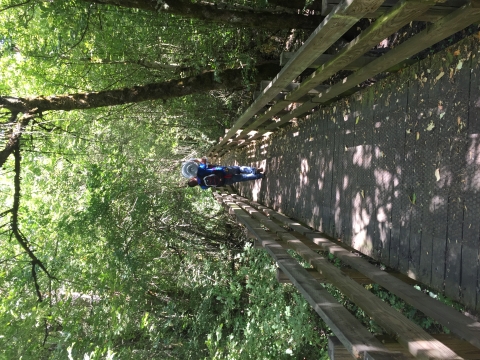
<box><xmin>11</xmin><ymin>143</ymin><xmax>57</xmax><ymax>281</ymax></box>
<box><xmin>31</xmin><ymin>262</ymin><xmax>43</xmax><ymax>302</ymax></box>
<box><xmin>0</xmin><ymin>113</ymin><xmax>33</xmax><ymax>167</ymax></box>
<box><xmin>64</xmin><ymin>7</ymin><xmax>91</xmax><ymax>55</ymax></box>
<box><xmin>0</xmin><ymin>208</ymin><xmax>13</xmax><ymax>218</ymax></box>
<box><xmin>0</xmin><ymin>0</ymin><xmax>31</xmax><ymax>12</ymax></box>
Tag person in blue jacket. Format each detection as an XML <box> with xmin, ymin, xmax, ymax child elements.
<box><xmin>187</xmin><ymin>158</ymin><xmax>263</xmax><ymax>189</ymax></box>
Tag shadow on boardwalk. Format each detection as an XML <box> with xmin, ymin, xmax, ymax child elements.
<box><xmin>221</xmin><ymin>36</ymin><xmax>480</xmax><ymax>315</ymax></box>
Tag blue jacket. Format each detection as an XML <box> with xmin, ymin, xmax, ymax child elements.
<box><xmin>196</xmin><ymin>164</ymin><xmax>226</xmax><ymax>189</ymax></box>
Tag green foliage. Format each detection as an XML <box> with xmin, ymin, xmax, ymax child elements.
<box><xmin>0</xmin><ymin>1</ymin><xmax>319</xmax><ymax>358</ymax></box>
<box><xmin>195</xmin><ymin>246</ymin><xmax>329</xmax><ymax>359</ymax></box>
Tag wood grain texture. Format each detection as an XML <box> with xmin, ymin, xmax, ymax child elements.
<box><xmin>233</xmin><ymin>197</ymin><xmax>480</xmax><ymax>351</ymax></box>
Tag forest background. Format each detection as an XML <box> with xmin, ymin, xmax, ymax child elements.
<box><xmin>0</xmin><ymin>0</ymin><xmax>338</xmax><ymax>359</ymax></box>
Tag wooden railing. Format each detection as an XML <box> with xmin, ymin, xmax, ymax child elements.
<box><xmin>207</xmin><ymin>0</ymin><xmax>480</xmax><ymax>159</ymax></box>
<box><xmin>214</xmin><ymin>188</ymin><xmax>480</xmax><ymax>359</ymax></box>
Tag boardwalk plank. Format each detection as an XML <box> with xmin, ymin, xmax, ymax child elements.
<box><xmin>388</xmin><ymin>66</ymin><xmax>409</xmax><ymax>269</ymax></box>
<box><xmin>465</xmin><ymin>38</ymin><xmax>480</xmax><ymax>312</ymax></box>
<box><xmin>409</xmin><ymin>56</ymin><xmax>435</xmax><ymax>281</ymax></box>
<box><xmin>332</xmin><ymin>101</ymin><xmax>346</xmax><ymax>238</ymax></box>
<box><xmin>371</xmin><ymin>82</ymin><xmax>395</xmax><ymax>263</ymax></box>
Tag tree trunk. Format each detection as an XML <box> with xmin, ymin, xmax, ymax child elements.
<box><xmin>268</xmin><ymin>0</ymin><xmax>323</xmax><ymax>11</ymax></box>
<box><xmin>0</xmin><ymin>63</ymin><xmax>281</xmax><ymax>166</ymax></box>
<box><xmin>0</xmin><ymin>63</ymin><xmax>280</xmax><ymax>114</ymax></box>
<box><xmin>83</xmin><ymin>0</ymin><xmax>323</xmax><ymax>30</ymax></box>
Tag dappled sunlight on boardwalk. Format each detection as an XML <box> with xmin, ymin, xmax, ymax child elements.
<box><xmin>221</xmin><ymin>37</ymin><xmax>480</xmax><ymax>314</ymax></box>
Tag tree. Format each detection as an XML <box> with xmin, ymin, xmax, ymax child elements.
<box><xmin>83</xmin><ymin>0</ymin><xmax>324</xmax><ymax>30</ymax></box>
<box><xmin>0</xmin><ymin>1</ymin><xmax>331</xmax><ymax>358</ymax></box>
<box><xmin>0</xmin><ymin>63</ymin><xmax>281</xmax><ymax>167</ymax></box>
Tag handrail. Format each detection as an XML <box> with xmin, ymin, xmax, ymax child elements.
<box><xmin>231</xmin><ymin>194</ymin><xmax>480</xmax><ymax>352</ymax></box>
<box><xmin>209</xmin><ymin>0</ymin><xmax>480</xmax><ymax>158</ymax></box>
<box><xmin>208</xmin><ymin>0</ymin><xmax>386</xmax><ymax>156</ymax></box>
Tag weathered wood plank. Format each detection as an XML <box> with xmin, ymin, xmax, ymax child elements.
<box><xmin>209</xmin><ymin>0</ymin><xmax>386</xmax><ymax>154</ymax></box>
<box><xmin>329</xmin><ymin>336</ymin><xmax>357</xmax><ymax>359</ymax></box>
<box><xmin>323</xmin><ymin>3</ymin><xmax>463</xmax><ymax>22</ymax></box>
<box><xmin>311</xmin><ymin>1</ymin><xmax>480</xmax><ymax>105</ymax></box>
<box><xmin>444</xmin><ymin>41</ymin><xmax>472</xmax><ymax>302</ymax></box>
<box><xmin>233</xmin><ymin>198</ymin><xmax>461</xmax><ymax>359</ymax></box>
<box><xmin>403</xmin><ymin>61</ymin><xmax>422</xmax><ymax>278</ymax></box>
<box><xmin>371</xmin><ymin>78</ymin><xmax>396</xmax><ymax>265</ymax></box>
<box><xmin>286</xmin><ymin>0</ymin><xmax>438</xmax><ymax>104</ymax></box>
<box><xmin>465</xmin><ymin>38</ymin><xmax>480</xmax><ymax>313</ymax></box>
<box><xmin>237</xmin><ymin>197</ymin><xmax>480</xmax><ymax>351</ymax></box>
<box><xmin>277</xmin><ymin>266</ymin><xmax>412</xmax><ymax>286</ymax></box>
<box><xmin>277</xmin><ymin>267</ymin><xmax>328</xmax><ymax>283</ymax></box>
<box><xmin>213</xmin><ymin>192</ymin><xmax>398</xmax><ymax>359</ymax></box>
<box><xmin>280</xmin><ymin>52</ymin><xmax>378</xmax><ymax>70</ymax></box>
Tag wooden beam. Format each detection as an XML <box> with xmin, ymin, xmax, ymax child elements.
<box><xmin>236</xmin><ymin>0</ymin><xmax>441</xmax><ymax>142</ymax></box>
<box><xmin>276</xmin><ymin>267</ymin><xmax>328</xmax><ymax>283</ymax></box>
<box><xmin>302</xmin><ymin>1</ymin><xmax>480</xmax><ymax>110</ymax></box>
<box><xmin>322</xmin><ymin>1</ymin><xmax>463</xmax><ymax>22</ymax></box>
<box><xmin>213</xmin><ymin>192</ymin><xmax>401</xmax><ymax>359</ymax></box>
<box><xmin>280</xmin><ymin>51</ymin><xmax>378</xmax><ymax>70</ymax></box>
<box><xmin>331</xmin><ymin>333</ymin><xmax>480</xmax><ymax>360</ymax></box>
<box><xmin>233</xmin><ymin>198</ymin><xmax>461</xmax><ymax>359</ymax></box>
<box><xmin>265</xmin><ymin>0</ymin><xmax>439</xmax><ymax>132</ymax></box>
<box><xmin>210</xmin><ymin>0</ymin><xmax>386</xmax><ymax>154</ymax></box>
<box><xmin>241</xmin><ymin>198</ymin><xmax>480</xmax><ymax>351</ymax></box>
<box><xmin>329</xmin><ymin>336</ymin><xmax>357</xmax><ymax>359</ymax></box>
<box><xmin>278</xmin><ymin>266</ymin><xmax>424</xmax><ymax>286</ymax></box>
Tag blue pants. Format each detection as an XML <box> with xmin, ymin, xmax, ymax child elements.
<box><xmin>224</xmin><ymin>173</ymin><xmax>263</xmax><ymax>185</ymax></box>
<box><xmin>224</xmin><ymin>166</ymin><xmax>257</xmax><ymax>175</ymax></box>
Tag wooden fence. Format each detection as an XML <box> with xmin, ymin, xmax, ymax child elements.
<box><xmin>207</xmin><ymin>0</ymin><xmax>480</xmax><ymax>159</ymax></box>
<box><xmin>214</xmin><ymin>188</ymin><xmax>480</xmax><ymax>359</ymax></box>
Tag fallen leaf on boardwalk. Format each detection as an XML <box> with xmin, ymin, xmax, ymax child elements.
<box><xmin>435</xmin><ymin>71</ymin><xmax>444</xmax><ymax>81</ymax></box>
<box><xmin>454</xmin><ymin>49</ymin><xmax>461</xmax><ymax>56</ymax></box>
<box><xmin>439</xmin><ymin>112</ymin><xmax>445</xmax><ymax>119</ymax></box>
<box><xmin>450</xmin><ymin>68</ymin><xmax>454</xmax><ymax>79</ymax></box>
<box><xmin>416</xmin><ymin>132</ymin><xmax>420</xmax><ymax>140</ymax></box>
<box><xmin>361</xmin><ymin>190</ymin><xmax>365</xmax><ymax>198</ymax></box>
<box><xmin>406</xmin><ymin>129</ymin><xmax>412</xmax><ymax>134</ymax></box>
<box><xmin>435</xmin><ymin>168</ymin><xmax>440</xmax><ymax>181</ymax></box>
<box><xmin>426</xmin><ymin>121</ymin><xmax>435</xmax><ymax>131</ymax></box>
<box><xmin>355</xmin><ymin>116</ymin><xmax>359</xmax><ymax>124</ymax></box>
<box><xmin>410</xmin><ymin>193</ymin><xmax>416</xmax><ymax>204</ymax></box>
<box><xmin>456</xmin><ymin>60</ymin><xmax>463</xmax><ymax>70</ymax></box>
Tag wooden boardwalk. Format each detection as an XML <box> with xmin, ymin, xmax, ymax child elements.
<box><xmin>220</xmin><ymin>34</ymin><xmax>480</xmax><ymax>316</ymax></box>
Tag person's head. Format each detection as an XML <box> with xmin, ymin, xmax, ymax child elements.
<box><xmin>187</xmin><ymin>178</ymin><xmax>198</xmax><ymax>187</ymax></box>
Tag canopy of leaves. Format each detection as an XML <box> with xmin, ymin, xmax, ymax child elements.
<box><xmin>0</xmin><ymin>1</ymin><xmax>326</xmax><ymax>358</ymax></box>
